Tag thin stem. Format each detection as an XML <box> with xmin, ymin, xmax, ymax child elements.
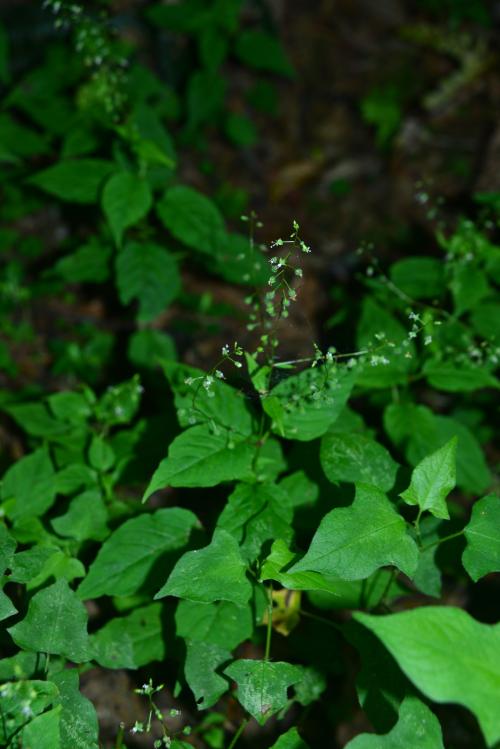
<box><xmin>421</xmin><ymin>529</ymin><xmax>465</xmax><ymax>552</ymax></box>
<box><xmin>226</xmin><ymin>717</ymin><xmax>250</xmax><ymax>749</ymax></box>
<box><xmin>299</xmin><ymin>608</ymin><xmax>342</xmax><ymax>632</ymax></box>
<box><xmin>264</xmin><ymin>584</ymin><xmax>273</xmax><ymax>661</ymax></box>
<box><xmin>414</xmin><ymin>508</ymin><xmax>423</xmax><ymax>546</ymax></box>
<box><xmin>376</xmin><ymin>569</ymin><xmax>396</xmax><ymax>610</ymax></box>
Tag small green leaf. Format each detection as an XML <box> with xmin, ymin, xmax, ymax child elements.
<box><xmin>1</xmin><ymin>448</ymin><xmax>57</xmax><ymax>522</ymax></box>
<box><xmin>78</xmin><ymin>508</ymin><xmax>197</xmax><ymax>599</ymax></box>
<box><xmin>175</xmin><ymin>599</ymin><xmax>253</xmax><ymax>651</ymax></box>
<box><xmin>0</xmin><ymin>524</ymin><xmax>16</xmax><ymax>572</ymax></box>
<box><xmin>128</xmin><ymin>329</ymin><xmax>176</xmax><ymax>369</ymax></box>
<box><xmin>0</xmin><ymin>590</ymin><xmax>17</xmax><ymax>621</ymax></box>
<box><xmin>0</xmin><ymin>680</ymin><xmax>58</xmax><ymax>746</ymax></box>
<box><xmin>235</xmin><ymin>30</ymin><xmax>294</xmax><ymax>77</ymax></box>
<box><xmin>157</xmin><ymin>185</ymin><xmax>226</xmax><ymax>255</ymax></box>
<box><xmin>52</xmin><ymin>670</ymin><xmax>99</xmax><ymax>749</ymax></box>
<box><xmin>28</xmin><ymin>159</ymin><xmax>114</xmax><ymax>203</ymax></box>
<box><xmin>116</xmin><ymin>242</ymin><xmax>181</xmax><ymax>322</ymax></box>
<box><xmin>423</xmin><ymin>361</ymin><xmax>498</xmax><ymax>393</ymax></box>
<box><xmin>320</xmin><ymin>432</ymin><xmax>399</xmax><ymax>492</ymax></box>
<box><xmin>156</xmin><ymin>528</ymin><xmax>252</xmax><ymax>606</ymax></box>
<box><xmin>51</xmin><ymin>489</ymin><xmax>108</xmax><ymax>542</ymax></box>
<box><xmin>224</xmin><ymin>659</ymin><xmax>303</xmax><ymax>725</ymax></box>
<box><xmin>53</xmin><ymin>239</ymin><xmax>112</xmax><ymax>284</ymax></box>
<box><xmin>8</xmin><ymin>579</ymin><xmax>91</xmax><ymax>662</ymax></box>
<box><xmin>389</xmin><ymin>258</ymin><xmax>445</xmax><ymax>300</ymax></box>
<box><xmin>289</xmin><ymin>484</ymin><xmax>418</xmax><ymax>580</ymax></box>
<box><xmin>260</xmin><ymin>540</ymin><xmax>340</xmax><ymax>597</ymax></box>
<box><xmin>463</xmin><ymin>495</ymin><xmax>500</xmax><ymax>581</ymax></box>
<box><xmin>48</xmin><ymin>391</ymin><xmax>92</xmax><ymax>424</ymax></box>
<box><xmin>88</xmin><ymin>435</ymin><xmax>115</xmax><ymax>472</ymax></box>
<box><xmin>269</xmin><ymin>727</ymin><xmax>310</xmax><ymax>749</ymax></box>
<box><xmin>184</xmin><ymin>640</ymin><xmax>232</xmax><ymax>708</ymax></box>
<box><xmin>354</xmin><ymin>606</ymin><xmax>500</xmax><ymax>747</ymax></box>
<box><xmin>102</xmin><ymin>171</ymin><xmax>152</xmax><ymax>246</ymax></box>
<box><xmin>344</xmin><ymin>696</ymin><xmax>444</xmax><ymax>748</ymax></box>
<box><xmin>91</xmin><ymin>603</ymin><xmax>164</xmax><ymax>669</ymax></box>
<box><xmin>400</xmin><ymin>438</ymin><xmax>457</xmax><ymax>520</ymax></box>
<box><xmin>21</xmin><ymin>706</ymin><xmax>61</xmax><ymax>749</ymax></box>
<box><xmin>95</xmin><ymin>375</ymin><xmax>143</xmax><ymax>427</ymax></box>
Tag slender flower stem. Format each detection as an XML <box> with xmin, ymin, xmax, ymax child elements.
<box><xmin>227</xmin><ymin>717</ymin><xmax>250</xmax><ymax>749</ymax></box>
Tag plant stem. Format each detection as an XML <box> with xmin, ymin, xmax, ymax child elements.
<box><xmin>376</xmin><ymin>569</ymin><xmax>396</xmax><ymax>610</ymax></box>
<box><xmin>299</xmin><ymin>608</ymin><xmax>342</xmax><ymax>632</ymax></box>
<box><xmin>264</xmin><ymin>584</ymin><xmax>273</xmax><ymax>661</ymax></box>
<box><xmin>227</xmin><ymin>717</ymin><xmax>249</xmax><ymax>749</ymax></box>
<box><xmin>421</xmin><ymin>529</ymin><xmax>465</xmax><ymax>552</ymax></box>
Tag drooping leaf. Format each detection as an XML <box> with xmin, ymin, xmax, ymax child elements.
<box><xmin>116</xmin><ymin>241</ymin><xmax>180</xmax><ymax>321</ymax></box>
<box><xmin>143</xmin><ymin>425</ymin><xmax>255</xmax><ymax>499</ymax></box>
<box><xmin>269</xmin><ymin>727</ymin><xmax>310</xmax><ymax>749</ymax></box>
<box><xmin>289</xmin><ymin>484</ymin><xmax>418</xmax><ymax>580</ymax></box>
<box><xmin>78</xmin><ymin>508</ymin><xmax>197</xmax><ymax>599</ymax></box>
<box><xmin>224</xmin><ymin>659</ymin><xmax>303</xmax><ymax>725</ymax></box>
<box><xmin>52</xmin><ymin>670</ymin><xmax>99</xmax><ymax>749</ymax></box>
<box><xmin>175</xmin><ymin>599</ymin><xmax>253</xmax><ymax>651</ymax></box>
<box><xmin>344</xmin><ymin>696</ymin><xmax>444</xmax><ymax>748</ymax></box>
<box><xmin>21</xmin><ymin>706</ymin><xmax>61</xmax><ymax>749</ymax></box>
<box><xmin>28</xmin><ymin>159</ymin><xmax>114</xmax><ymax>203</ymax></box>
<box><xmin>400</xmin><ymin>438</ymin><xmax>457</xmax><ymax>520</ymax></box>
<box><xmin>157</xmin><ymin>185</ymin><xmax>226</xmax><ymax>255</ymax></box>
<box><xmin>184</xmin><ymin>640</ymin><xmax>232</xmax><ymax>709</ymax></box>
<box><xmin>260</xmin><ymin>540</ymin><xmax>340</xmax><ymax>597</ymax></box>
<box><xmin>156</xmin><ymin>528</ymin><xmax>252</xmax><ymax>606</ymax></box>
<box><xmin>102</xmin><ymin>171</ymin><xmax>152</xmax><ymax>246</ymax></box>
<box><xmin>355</xmin><ymin>607</ymin><xmax>500</xmax><ymax>747</ymax></box>
<box><xmin>1</xmin><ymin>448</ymin><xmax>57</xmax><ymax>522</ymax></box>
<box><xmin>320</xmin><ymin>432</ymin><xmax>399</xmax><ymax>492</ymax></box>
<box><xmin>90</xmin><ymin>604</ymin><xmax>164</xmax><ymax>669</ymax></box>
<box><xmin>8</xmin><ymin>579</ymin><xmax>91</xmax><ymax>662</ymax></box>
<box><xmin>462</xmin><ymin>495</ymin><xmax>500</xmax><ymax>581</ymax></box>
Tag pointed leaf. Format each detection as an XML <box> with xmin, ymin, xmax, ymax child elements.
<box><xmin>90</xmin><ymin>604</ymin><xmax>164</xmax><ymax>669</ymax></box>
<box><xmin>52</xmin><ymin>670</ymin><xmax>99</xmax><ymax>749</ymax></box>
<box><xmin>269</xmin><ymin>728</ymin><xmax>309</xmax><ymax>748</ymax></box>
<box><xmin>1</xmin><ymin>448</ymin><xmax>57</xmax><ymax>521</ymax></box>
<box><xmin>463</xmin><ymin>494</ymin><xmax>500</xmax><ymax>581</ymax></box>
<box><xmin>175</xmin><ymin>599</ymin><xmax>252</xmax><ymax>651</ymax></box>
<box><xmin>260</xmin><ymin>540</ymin><xmax>340</xmax><ymax>597</ymax></box>
<box><xmin>184</xmin><ymin>640</ymin><xmax>231</xmax><ymax>709</ymax></box>
<box><xmin>400</xmin><ymin>438</ymin><xmax>457</xmax><ymax>520</ymax></box>
<box><xmin>116</xmin><ymin>241</ymin><xmax>180</xmax><ymax>321</ymax></box>
<box><xmin>102</xmin><ymin>171</ymin><xmax>152</xmax><ymax>246</ymax></box>
<box><xmin>157</xmin><ymin>185</ymin><xmax>226</xmax><ymax>255</ymax></box>
<box><xmin>156</xmin><ymin>528</ymin><xmax>252</xmax><ymax>606</ymax></box>
<box><xmin>320</xmin><ymin>432</ymin><xmax>399</xmax><ymax>492</ymax></box>
<box><xmin>290</xmin><ymin>484</ymin><xmax>418</xmax><ymax>580</ymax></box>
<box><xmin>28</xmin><ymin>159</ymin><xmax>114</xmax><ymax>203</ymax></box>
<box><xmin>354</xmin><ymin>607</ymin><xmax>500</xmax><ymax>747</ymax></box>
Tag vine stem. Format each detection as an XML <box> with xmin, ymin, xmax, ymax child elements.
<box><xmin>421</xmin><ymin>529</ymin><xmax>465</xmax><ymax>552</ymax></box>
<box><xmin>264</xmin><ymin>583</ymin><xmax>273</xmax><ymax>661</ymax></box>
<box><xmin>226</xmin><ymin>717</ymin><xmax>250</xmax><ymax>749</ymax></box>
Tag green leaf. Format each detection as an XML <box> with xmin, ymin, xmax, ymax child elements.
<box><xmin>1</xmin><ymin>448</ymin><xmax>57</xmax><ymax>521</ymax></box>
<box><xmin>78</xmin><ymin>508</ymin><xmax>197</xmax><ymax>599</ymax></box>
<box><xmin>156</xmin><ymin>528</ymin><xmax>252</xmax><ymax>606</ymax></box>
<box><xmin>289</xmin><ymin>484</ymin><xmax>418</xmax><ymax>580</ymax></box>
<box><xmin>143</xmin><ymin>425</ymin><xmax>255</xmax><ymax>499</ymax></box>
<box><xmin>51</xmin><ymin>489</ymin><xmax>109</xmax><ymax>542</ymax></box>
<box><xmin>217</xmin><ymin>483</ymin><xmax>294</xmax><ymax>562</ymax></box>
<box><xmin>48</xmin><ymin>391</ymin><xmax>93</xmax><ymax>424</ymax></box>
<box><xmin>53</xmin><ymin>239</ymin><xmax>112</xmax><ymax>284</ymax></box>
<box><xmin>451</xmin><ymin>265</ymin><xmax>490</xmax><ymax>316</ymax></box>
<box><xmin>88</xmin><ymin>435</ymin><xmax>115</xmax><ymax>472</ymax></box>
<box><xmin>0</xmin><ymin>680</ymin><xmax>58</xmax><ymax>746</ymax></box>
<box><xmin>389</xmin><ymin>258</ymin><xmax>445</xmax><ymax>300</ymax></box>
<box><xmin>422</xmin><ymin>360</ymin><xmax>498</xmax><ymax>393</ymax></box>
<box><xmin>344</xmin><ymin>697</ymin><xmax>444</xmax><ymax>748</ymax></box>
<box><xmin>224</xmin><ymin>659</ymin><xmax>303</xmax><ymax>725</ymax></box>
<box><xmin>95</xmin><ymin>374</ymin><xmax>143</xmax><ymax>427</ymax></box>
<box><xmin>264</xmin><ymin>366</ymin><xmax>356</xmax><ymax>441</ymax></box>
<box><xmin>21</xmin><ymin>706</ymin><xmax>61</xmax><ymax>749</ymax></box>
<box><xmin>0</xmin><ymin>524</ymin><xmax>16</xmax><ymax>572</ymax></box>
<box><xmin>116</xmin><ymin>241</ymin><xmax>181</xmax><ymax>322</ymax></box>
<box><xmin>260</xmin><ymin>540</ymin><xmax>340</xmax><ymax>597</ymax></box>
<box><xmin>128</xmin><ymin>329</ymin><xmax>176</xmax><ymax>369</ymax></box>
<box><xmin>269</xmin><ymin>727</ymin><xmax>310</xmax><ymax>749</ymax></box>
<box><xmin>175</xmin><ymin>599</ymin><xmax>253</xmax><ymax>651</ymax></box>
<box><xmin>235</xmin><ymin>30</ymin><xmax>294</xmax><ymax>77</ymax></box>
<box><xmin>91</xmin><ymin>603</ymin><xmax>164</xmax><ymax>669</ymax></box>
<box><xmin>8</xmin><ymin>579</ymin><xmax>91</xmax><ymax>662</ymax></box>
<box><xmin>3</xmin><ymin>402</ymin><xmax>67</xmax><ymax>437</ymax></box>
<box><xmin>354</xmin><ymin>606</ymin><xmax>500</xmax><ymax>747</ymax></box>
<box><xmin>102</xmin><ymin>171</ymin><xmax>152</xmax><ymax>246</ymax></box>
<box><xmin>307</xmin><ymin>569</ymin><xmax>406</xmax><ymax>612</ymax></box>
<box><xmin>0</xmin><ymin>590</ymin><xmax>17</xmax><ymax>621</ymax></box>
<box><xmin>186</xmin><ymin>69</ymin><xmax>226</xmax><ymax>131</ymax></box>
<box><xmin>52</xmin><ymin>670</ymin><xmax>99</xmax><ymax>749</ymax></box>
<box><xmin>463</xmin><ymin>495</ymin><xmax>500</xmax><ymax>581</ymax></box>
<box><xmin>278</xmin><ymin>471</ymin><xmax>319</xmax><ymax>510</ymax></box>
<box><xmin>157</xmin><ymin>185</ymin><xmax>226</xmax><ymax>255</ymax></box>
<box><xmin>212</xmin><ymin>232</ymin><xmax>270</xmax><ymax>286</ymax></box>
<box><xmin>184</xmin><ymin>640</ymin><xmax>232</xmax><ymax>708</ymax></box>
<box><xmin>400</xmin><ymin>438</ymin><xmax>457</xmax><ymax>520</ymax></box>
<box><xmin>320</xmin><ymin>432</ymin><xmax>399</xmax><ymax>492</ymax></box>
<box><xmin>28</xmin><ymin>159</ymin><xmax>114</xmax><ymax>203</ymax></box>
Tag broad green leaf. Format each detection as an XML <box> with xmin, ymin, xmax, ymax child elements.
<box><xmin>102</xmin><ymin>171</ymin><xmax>152</xmax><ymax>246</ymax></box>
<box><xmin>471</xmin><ymin>301</ymin><xmax>500</xmax><ymax>342</ymax></box>
<box><xmin>0</xmin><ymin>680</ymin><xmax>58</xmax><ymax>746</ymax></box>
<box><xmin>116</xmin><ymin>241</ymin><xmax>180</xmax><ymax>322</ymax></box>
<box><xmin>260</xmin><ymin>540</ymin><xmax>341</xmax><ymax>597</ymax></box>
<box><xmin>290</xmin><ymin>484</ymin><xmax>418</xmax><ymax>580</ymax></box>
<box><xmin>0</xmin><ymin>590</ymin><xmax>17</xmax><ymax>621</ymax></box>
<box><xmin>451</xmin><ymin>265</ymin><xmax>490</xmax><ymax>316</ymax></box>
<box><xmin>52</xmin><ymin>670</ymin><xmax>99</xmax><ymax>749</ymax></box>
<box><xmin>175</xmin><ymin>599</ymin><xmax>253</xmax><ymax>651</ymax></box>
<box><xmin>235</xmin><ymin>30</ymin><xmax>294</xmax><ymax>77</ymax></box>
<box><xmin>463</xmin><ymin>495</ymin><xmax>500</xmax><ymax>581</ymax></box>
<box><xmin>344</xmin><ymin>696</ymin><xmax>444</xmax><ymax>748</ymax></box>
<box><xmin>3</xmin><ymin>402</ymin><xmax>66</xmax><ymax>437</ymax></box>
<box><xmin>78</xmin><ymin>508</ymin><xmax>197</xmax><ymax>599</ymax></box>
<box><xmin>88</xmin><ymin>436</ymin><xmax>115</xmax><ymax>472</ymax></box>
<box><xmin>389</xmin><ymin>258</ymin><xmax>445</xmax><ymax>300</ymax></box>
<box><xmin>91</xmin><ymin>604</ymin><xmax>164</xmax><ymax>669</ymax></box>
<box><xmin>308</xmin><ymin>569</ymin><xmax>406</xmax><ymax>612</ymax></box>
<box><xmin>128</xmin><ymin>329</ymin><xmax>176</xmax><ymax>369</ymax></box>
<box><xmin>224</xmin><ymin>659</ymin><xmax>303</xmax><ymax>725</ymax></box>
<box><xmin>9</xmin><ymin>546</ymin><xmax>61</xmax><ymax>584</ymax></box>
<box><xmin>55</xmin><ymin>464</ymin><xmax>97</xmax><ymax>495</ymax></box>
<box><xmin>22</xmin><ymin>706</ymin><xmax>61</xmax><ymax>749</ymax></box>
<box><xmin>28</xmin><ymin>159</ymin><xmax>114</xmax><ymax>203</ymax></box>
<box><xmin>400</xmin><ymin>438</ymin><xmax>457</xmax><ymax>520</ymax></box>
<box><xmin>1</xmin><ymin>448</ymin><xmax>57</xmax><ymax>521</ymax></box>
<box><xmin>264</xmin><ymin>366</ymin><xmax>356</xmax><ymax>441</ymax></box>
<box><xmin>156</xmin><ymin>528</ymin><xmax>252</xmax><ymax>606</ymax></box>
<box><xmin>423</xmin><ymin>360</ymin><xmax>498</xmax><ymax>393</ymax></box>
<box><xmin>269</xmin><ymin>727</ymin><xmax>310</xmax><ymax>749</ymax></box>
<box><xmin>184</xmin><ymin>640</ymin><xmax>232</xmax><ymax>709</ymax></box>
<box><xmin>217</xmin><ymin>482</ymin><xmax>294</xmax><ymax>562</ymax></box>
<box><xmin>320</xmin><ymin>432</ymin><xmax>399</xmax><ymax>492</ymax></box>
<box><xmin>355</xmin><ymin>606</ymin><xmax>500</xmax><ymax>747</ymax></box>
<box><xmin>53</xmin><ymin>239</ymin><xmax>112</xmax><ymax>284</ymax></box>
<box><xmin>48</xmin><ymin>391</ymin><xmax>93</xmax><ymax>424</ymax></box>
<box><xmin>143</xmin><ymin>425</ymin><xmax>255</xmax><ymax>499</ymax></box>
<box><xmin>52</xmin><ymin>489</ymin><xmax>108</xmax><ymax>542</ymax></box>
<box><xmin>157</xmin><ymin>185</ymin><xmax>226</xmax><ymax>255</ymax></box>
<box><xmin>278</xmin><ymin>471</ymin><xmax>319</xmax><ymax>510</ymax></box>
<box><xmin>8</xmin><ymin>579</ymin><xmax>91</xmax><ymax>662</ymax></box>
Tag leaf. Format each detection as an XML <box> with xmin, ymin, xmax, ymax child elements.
<box><xmin>1</xmin><ymin>448</ymin><xmax>57</xmax><ymax>522</ymax></box>
<box><xmin>260</xmin><ymin>540</ymin><xmax>341</xmax><ymax>597</ymax></box>
<box><xmin>143</xmin><ymin>425</ymin><xmax>255</xmax><ymax>499</ymax></box>
<box><xmin>308</xmin><ymin>570</ymin><xmax>407</xmax><ymax>612</ymax></box>
<box><xmin>3</xmin><ymin>402</ymin><xmax>67</xmax><ymax>437</ymax></box>
<box><xmin>48</xmin><ymin>391</ymin><xmax>93</xmax><ymax>424</ymax></box>
<box><xmin>344</xmin><ymin>697</ymin><xmax>444</xmax><ymax>748</ymax></box>
<box><xmin>213</xmin><ymin>232</ymin><xmax>270</xmax><ymax>286</ymax></box>
<box><xmin>320</xmin><ymin>432</ymin><xmax>399</xmax><ymax>492</ymax></box>
<box><xmin>278</xmin><ymin>471</ymin><xmax>319</xmax><ymax>510</ymax></box>
<box><xmin>156</xmin><ymin>528</ymin><xmax>252</xmax><ymax>606</ymax></box>
<box><xmin>451</xmin><ymin>265</ymin><xmax>490</xmax><ymax>316</ymax></box>
<box><xmin>0</xmin><ymin>524</ymin><xmax>16</xmax><ymax>572</ymax></box>
<box><xmin>264</xmin><ymin>366</ymin><xmax>356</xmax><ymax>441</ymax></box>
<box><xmin>102</xmin><ymin>171</ymin><xmax>152</xmax><ymax>246</ymax></box>
<box><xmin>51</xmin><ymin>489</ymin><xmax>109</xmax><ymax>542</ymax></box>
<box><xmin>8</xmin><ymin>579</ymin><xmax>91</xmax><ymax>662</ymax></box>
<box><xmin>78</xmin><ymin>508</ymin><xmax>197</xmax><ymax>599</ymax></box>
<box><xmin>28</xmin><ymin>159</ymin><xmax>114</xmax><ymax>203</ymax></box>
<box><xmin>0</xmin><ymin>680</ymin><xmax>58</xmax><ymax>746</ymax></box>
<box><xmin>175</xmin><ymin>599</ymin><xmax>253</xmax><ymax>651</ymax></box>
<box><xmin>128</xmin><ymin>329</ymin><xmax>176</xmax><ymax>369</ymax></box>
<box><xmin>354</xmin><ymin>606</ymin><xmax>500</xmax><ymax>747</ymax></box>
<box><xmin>463</xmin><ymin>495</ymin><xmax>500</xmax><ymax>581</ymax></box>
<box><xmin>116</xmin><ymin>241</ymin><xmax>181</xmax><ymax>322</ymax></box>
<box><xmin>53</xmin><ymin>239</ymin><xmax>112</xmax><ymax>283</ymax></box>
<box><xmin>91</xmin><ymin>604</ymin><xmax>164</xmax><ymax>669</ymax></box>
<box><xmin>235</xmin><ymin>30</ymin><xmax>294</xmax><ymax>77</ymax></box>
<box><xmin>423</xmin><ymin>361</ymin><xmax>498</xmax><ymax>393</ymax></box>
<box><xmin>184</xmin><ymin>640</ymin><xmax>231</xmax><ymax>708</ymax></box>
<box><xmin>269</xmin><ymin>727</ymin><xmax>310</xmax><ymax>749</ymax></box>
<box><xmin>21</xmin><ymin>706</ymin><xmax>61</xmax><ymax>749</ymax></box>
<box><xmin>88</xmin><ymin>436</ymin><xmax>115</xmax><ymax>472</ymax></box>
<box><xmin>289</xmin><ymin>484</ymin><xmax>418</xmax><ymax>580</ymax></box>
<box><xmin>217</xmin><ymin>482</ymin><xmax>294</xmax><ymax>562</ymax></box>
<box><xmin>95</xmin><ymin>374</ymin><xmax>143</xmax><ymax>427</ymax></box>
<box><xmin>52</xmin><ymin>670</ymin><xmax>99</xmax><ymax>749</ymax></box>
<box><xmin>389</xmin><ymin>258</ymin><xmax>445</xmax><ymax>300</ymax></box>
<box><xmin>157</xmin><ymin>185</ymin><xmax>226</xmax><ymax>255</ymax></box>
<box><xmin>224</xmin><ymin>659</ymin><xmax>303</xmax><ymax>725</ymax></box>
<box><xmin>0</xmin><ymin>590</ymin><xmax>17</xmax><ymax>621</ymax></box>
<box><xmin>400</xmin><ymin>438</ymin><xmax>457</xmax><ymax>520</ymax></box>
